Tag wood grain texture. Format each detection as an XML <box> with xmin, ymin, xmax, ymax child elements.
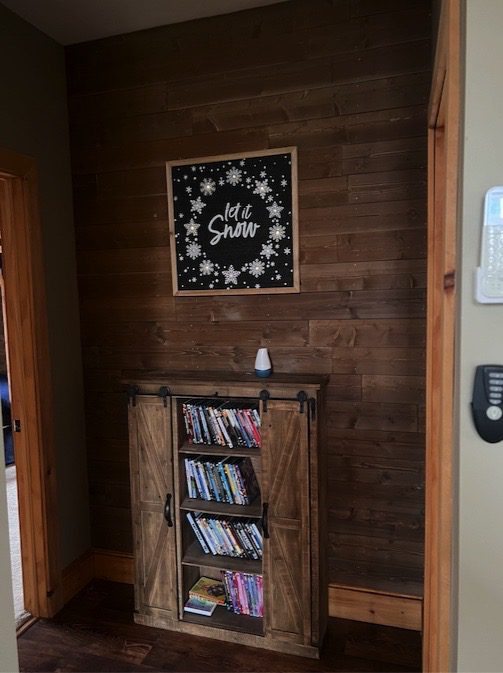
<box><xmin>61</xmin><ymin>551</ymin><xmax>421</xmax><ymax>636</ymax></box>
<box><xmin>329</xmin><ymin>585</ymin><xmax>422</xmax><ymax>631</ymax></box>
<box><xmin>0</xmin><ymin>153</ymin><xmax>62</xmax><ymax>618</ymax></box>
<box><xmin>128</xmin><ymin>396</ymin><xmax>177</xmax><ymax>617</ymax></box>
<box><xmin>124</xmin><ymin>374</ymin><xmax>325</xmax><ymax>655</ymax></box>
<box><xmin>17</xmin><ymin>580</ymin><xmax>422</xmax><ymax>672</ymax></box>
<box><xmin>262</xmin><ymin>400</ymin><xmax>312</xmax><ymax>646</ymax></box>
<box><xmin>67</xmin><ymin>0</ymin><xmax>430</xmax><ymax>596</ymax></box>
<box><xmin>423</xmin><ymin>0</ymin><xmax>460</xmax><ymax>670</ymax></box>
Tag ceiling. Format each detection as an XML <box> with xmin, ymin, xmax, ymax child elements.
<box><xmin>1</xmin><ymin>0</ymin><xmax>288</xmax><ymax>45</ymax></box>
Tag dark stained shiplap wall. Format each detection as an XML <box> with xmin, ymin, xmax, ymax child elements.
<box><xmin>66</xmin><ymin>0</ymin><xmax>430</xmax><ymax>593</ymax></box>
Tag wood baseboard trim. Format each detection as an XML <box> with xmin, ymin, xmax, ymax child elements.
<box><xmin>329</xmin><ymin>584</ymin><xmax>422</xmax><ymax>631</ymax></box>
<box><xmin>61</xmin><ymin>548</ymin><xmax>133</xmax><ymax>603</ymax></box>
<box><xmin>62</xmin><ymin>550</ymin><xmax>421</xmax><ymax>631</ymax></box>
<box><xmin>61</xmin><ymin>549</ymin><xmax>94</xmax><ymax>604</ymax></box>
<box><xmin>93</xmin><ymin>548</ymin><xmax>134</xmax><ymax>584</ymax></box>
<box><xmin>16</xmin><ymin>615</ymin><xmax>38</xmax><ymax>638</ymax></box>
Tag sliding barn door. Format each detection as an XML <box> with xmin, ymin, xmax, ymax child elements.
<box><xmin>261</xmin><ymin>399</ymin><xmax>312</xmax><ymax>646</ymax></box>
<box><xmin>129</xmin><ymin>395</ymin><xmax>178</xmax><ymax>616</ymax></box>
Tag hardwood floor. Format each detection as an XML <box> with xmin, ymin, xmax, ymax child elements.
<box><xmin>17</xmin><ymin>581</ymin><xmax>421</xmax><ymax>672</ymax></box>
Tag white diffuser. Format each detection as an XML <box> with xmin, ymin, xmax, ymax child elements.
<box><xmin>254</xmin><ymin>347</ymin><xmax>272</xmax><ymax>378</ymax></box>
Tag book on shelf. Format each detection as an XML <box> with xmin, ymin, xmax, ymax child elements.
<box><xmin>186</xmin><ymin>512</ymin><xmax>263</xmax><ymax>560</ymax></box>
<box><xmin>222</xmin><ymin>571</ymin><xmax>263</xmax><ymax>618</ymax></box>
<box><xmin>183</xmin><ymin>596</ymin><xmax>217</xmax><ymax>617</ymax></box>
<box><xmin>182</xmin><ymin>400</ymin><xmax>261</xmax><ymax>449</ymax></box>
<box><xmin>189</xmin><ymin>576</ymin><xmax>226</xmax><ymax>605</ymax></box>
<box><xmin>184</xmin><ymin>456</ymin><xmax>260</xmax><ymax>505</ymax></box>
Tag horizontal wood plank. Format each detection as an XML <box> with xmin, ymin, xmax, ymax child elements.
<box><xmin>328</xmin><ymin>585</ymin><xmax>422</xmax><ymax>630</ymax></box>
<box><xmin>60</xmin><ymin>550</ymin><xmax>422</xmax><ymax>633</ymax></box>
<box><xmin>362</xmin><ymin>374</ymin><xmax>425</xmax><ymax>404</ymax></box>
<box><xmin>69</xmin><ymin>0</ymin><xmax>430</xmax><ymax>595</ymax></box>
<box><xmin>310</xmin><ymin>318</ymin><xmax>426</xmax><ymax>348</ymax></box>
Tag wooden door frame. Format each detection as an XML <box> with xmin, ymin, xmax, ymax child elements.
<box><xmin>424</xmin><ymin>0</ymin><xmax>461</xmax><ymax>670</ymax></box>
<box><xmin>0</xmin><ymin>147</ymin><xmax>62</xmax><ymax>619</ymax></box>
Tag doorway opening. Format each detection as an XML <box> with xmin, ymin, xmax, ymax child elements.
<box><xmin>0</xmin><ymin>267</ymin><xmax>28</xmax><ymax>624</ymax></box>
<box><xmin>0</xmin><ymin>148</ymin><xmax>62</xmax><ymax>624</ymax></box>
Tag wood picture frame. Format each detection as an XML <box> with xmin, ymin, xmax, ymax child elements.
<box><xmin>166</xmin><ymin>147</ymin><xmax>299</xmax><ymax>296</ymax></box>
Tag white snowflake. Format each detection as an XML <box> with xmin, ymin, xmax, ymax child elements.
<box><xmin>249</xmin><ymin>259</ymin><xmax>265</xmax><ymax>278</ymax></box>
<box><xmin>255</xmin><ymin>284</ymin><xmax>261</xmax><ymax>289</ymax></box>
<box><xmin>253</xmin><ymin>179</ymin><xmax>272</xmax><ymax>198</ymax></box>
<box><xmin>226</xmin><ymin>167</ymin><xmax>242</xmax><ymax>185</ymax></box>
<box><xmin>266</xmin><ymin>195</ymin><xmax>274</xmax><ymax>203</ymax></box>
<box><xmin>190</xmin><ymin>196</ymin><xmax>206</xmax><ymax>214</ymax></box>
<box><xmin>260</xmin><ymin>170</ymin><xmax>267</xmax><ymax>178</ymax></box>
<box><xmin>267</xmin><ymin>201</ymin><xmax>284</xmax><ymax>219</ymax></box>
<box><xmin>281</xmin><ymin>179</ymin><xmax>287</xmax><ymax>187</ymax></box>
<box><xmin>199</xmin><ymin>260</ymin><xmax>214</xmax><ymax>275</ymax></box>
<box><xmin>191</xmin><ymin>166</ymin><xmax>197</xmax><ymax>171</ymax></box>
<box><xmin>200</xmin><ymin>178</ymin><xmax>216</xmax><ymax>195</ymax></box>
<box><xmin>183</xmin><ymin>174</ymin><xmax>188</xmax><ymax>180</ymax></box>
<box><xmin>186</xmin><ymin>186</ymin><xmax>192</xmax><ymax>194</ymax></box>
<box><xmin>222</xmin><ymin>265</ymin><xmax>241</xmax><ymax>285</ymax></box>
<box><xmin>284</xmin><ymin>247</ymin><xmax>291</xmax><ymax>254</ymax></box>
<box><xmin>239</xmin><ymin>160</ymin><xmax>245</xmax><ymax>166</ymax></box>
<box><xmin>218</xmin><ymin>177</ymin><xmax>225</xmax><ymax>186</ymax></box>
<box><xmin>269</xmin><ymin>224</ymin><xmax>286</xmax><ymax>241</ymax></box>
<box><xmin>276</xmin><ymin>274</ymin><xmax>282</xmax><ymax>280</ymax></box>
<box><xmin>186</xmin><ymin>242</ymin><xmax>202</xmax><ymax>259</ymax></box>
<box><xmin>246</xmin><ymin>177</ymin><xmax>252</xmax><ymax>184</ymax></box>
<box><xmin>260</xmin><ymin>243</ymin><xmax>275</xmax><ymax>260</ymax></box>
<box><xmin>184</xmin><ymin>218</ymin><xmax>200</xmax><ymax>235</ymax></box>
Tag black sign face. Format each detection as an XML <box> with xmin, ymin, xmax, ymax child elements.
<box><xmin>166</xmin><ymin>147</ymin><xmax>299</xmax><ymax>296</ymax></box>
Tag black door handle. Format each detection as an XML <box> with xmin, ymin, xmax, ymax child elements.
<box><xmin>164</xmin><ymin>493</ymin><xmax>173</xmax><ymax>527</ymax></box>
<box><xmin>261</xmin><ymin>502</ymin><xmax>269</xmax><ymax>539</ymax></box>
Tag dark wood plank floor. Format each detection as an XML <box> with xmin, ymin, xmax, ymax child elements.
<box><xmin>17</xmin><ymin>581</ymin><xmax>422</xmax><ymax>672</ymax></box>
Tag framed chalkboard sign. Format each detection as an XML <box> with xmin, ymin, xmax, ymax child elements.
<box><xmin>166</xmin><ymin>147</ymin><xmax>299</xmax><ymax>296</ymax></box>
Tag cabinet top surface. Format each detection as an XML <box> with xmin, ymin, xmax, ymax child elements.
<box><xmin>122</xmin><ymin>369</ymin><xmax>328</xmax><ymax>392</ymax></box>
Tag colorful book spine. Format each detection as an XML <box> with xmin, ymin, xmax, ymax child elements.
<box><xmin>222</xmin><ymin>571</ymin><xmax>263</xmax><ymax>617</ymax></box>
<box><xmin>184</xmin><ymin>456</ymin><xmax>260</xmax><ymax>505</ymax></box>
<box><xmin>184</xmin><ymin>459</ymin><xmax>197</xmax><ymax>498</ymax></box>
<box><xmin>197</xmin><ymin>515</ymin><xmax>218</xmax><ymax>555</ymax></box>
<box><xmin>188</xmin><ymin>515</ymin><xmax>263</xmax><ymax>559</ymax></box>
<box><xmin>186</xmin><ymin>512</ymin><xmax>210</xmax><ymax>554</ymax></box>
<box><xmin>181</xmin><ymin>401</ymin><xmax>261</xmax><ymax>449</ymax></box>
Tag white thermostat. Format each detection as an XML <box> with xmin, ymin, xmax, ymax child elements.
<box><xmin>476</xmin><ymin>186</ymin><xmax>503</xmax><ymax>303</ymax></box>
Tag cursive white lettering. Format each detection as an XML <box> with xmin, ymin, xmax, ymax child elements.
<box><xmin>208</xmin><ymin>202</ymin><xmax>260</xmax><ymax>245</ymax></box>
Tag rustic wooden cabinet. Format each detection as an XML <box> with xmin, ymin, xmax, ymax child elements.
<box><xmin>126</xmin><ymin>372</ymin><xmax>327</xmax><ymax>658</ymax></box>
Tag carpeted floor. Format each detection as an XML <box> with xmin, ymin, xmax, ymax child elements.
<box><xmin>5</xmin><ymin>464</ymin><xmax>28</xmax><ymax>624</ymax></box>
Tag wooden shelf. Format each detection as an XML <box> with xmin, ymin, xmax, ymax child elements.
<box><xmin>180</xmin><ymin>497</ymin><xmax>261</xmax><ymax>518</ymax></box>
<box><xmin>179</xmin><ymin>443</ymin><xmax>260</xmax><ymax>458</ymax></box>
<box><xmin>183</xmin><ymin>604</ymin><xmax>263</xmax><ymax>636</ymax></box>
<box><xmin>127</xmin><ymin>374</ymin><xmax>325</xmax><ymax>656</ymax></box>
<box><xmin>182</xmin><ymin>541</ymin><xmax>262</xmax><ymax>574</ymax></box>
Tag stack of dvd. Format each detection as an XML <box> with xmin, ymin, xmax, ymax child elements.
<box><xmin>184</xmin><ymin>456</ymin><xmax>259</xmax><ymax>505</ymax></box>
<box><xmin>182</xmin><ymin>401</ymin><xmax>260</xmax><ymax>449</ymax></box>
<box><xmin>186</xmin><ymin>512</ymin><xmax>262</xmax><ymax>559</ymax></box>
<box><xmin>222</xmin><ymin>571</ymin><xmax>263</xmax><ymax>617</ymax></box>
